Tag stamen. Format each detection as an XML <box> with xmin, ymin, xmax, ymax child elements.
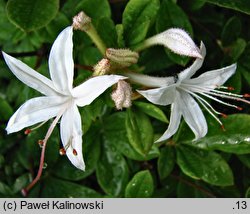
<box><xmin>237</xmin><ymin>107</ymin><xmax>243</xmax><ymax>111</ymax></box>
<box><xmin>24</xmin><ymin>129</ymin><xmax>32</xmax><ymax>135</ymax></box>
<box><xmin>220</xmin><ymin>113</ymin><xmax>227</xmax><ymax>118</ymax></box>
<box><xmin>73</xmin><ymin>149</ymin><xmax>78</xmax><ymax>156</ymax></box>
<box><xmin>221</xmin><ymin>125</ymin><xmax>226</xmax><ymax>131</ymax></box>
<box><xmin>244</xmin><ymin>94</ymin><xmax>250</xmax><ymax>98</ymax></box>
<box><xmin>21</xmin><ymin>105</ymin><xmax>67</xmax><ymax>197</ymax></box>
<box><xmin>37</xmin><ymin>140</ymin><xmax>44</xmax><ymax>148</ymax></box>
<box><xmin>59</xmin><ymin>148</ymin><xmax>66</xmax><ymax>155</ymax></box>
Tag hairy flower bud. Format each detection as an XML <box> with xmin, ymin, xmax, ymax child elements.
<box><xmin>72</xmin><ymin>11</ymin><xmax>92</xmax><ymax>31</ymax></box>
<box><xmin>93</xmin><ymin>58</ymin><xmax>111</xmax><ymax>76</ymax></box>
<box><xmin>111</xmin><ymin>80</ymin><xmax>132</xmax><ymax>110</ymax></box>
<box><xmin>106</xmin><ymin>48</ymin><xmax>139</xmax><ymax>67</ymax></box>
<box><xmin>135</xmin><ymin>28</ymin><xmax>202</xmax><ymax>58</ymax></box>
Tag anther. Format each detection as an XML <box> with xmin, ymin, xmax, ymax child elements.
<box><xmin>37</xmin><ymin>140</ymin><xmax>44</xmax><ymax>147</ymax></box>
<box><xmin>220</xmin><ymin>113</ymin><xmax>227</xmax><ymax>118</ymax></box>
<box><xmin>221</xmin><ymin>125</ymin><xmax>226</xmax><ymax>131</ymax></box>
<box><xmin>227</xmin><ymin>86</ymin><xmax>235</xmax><ymax>91</ymax></box>
<box><xmin>24</xmin><ymin>129</ymin><xmax>31</xmax><ymax>135</ymax></box>
<box><xmin>237</xmin><ymin>106</ymin><xmax>243</xmax><ymax>111</ymax></box>
<box><xmin>59</xmin><ymin>148</ymin><xmax>66</xmax><ymax>156</ymax></box>
<box><xmin>73</xmin><ymin>149</ymin><xmax>78</xmax><ymax>156</ymax></box>
<box><xmin>243</xmin><ymin>93</ymin><xmax>250</xmax><ymax>98</ymax></box>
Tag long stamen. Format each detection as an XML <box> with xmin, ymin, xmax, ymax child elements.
<box><xmin>21</xmin><ymin>106</ymin><xmax>67</xmax><ymax>197</ymax></box>
<box><xmin>24</xmin><ymin>120</ymin><xmax>48</xmax><ymax>135</ymax></box>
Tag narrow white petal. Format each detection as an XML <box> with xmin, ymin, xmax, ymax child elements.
<box><xmin>148</xmin><ymin>28</ymin><xmax>202</xmax><ymax>58</ymax></box>
<box><xmin>49</xmin><ymin>26</ymin><xmax>74</xmax><ymax>93</ymax></box>
<box><xmin>137</xmin><ymin>84</ymin><xmax>177</xmax><ymax>106</ymax></box>
<box><xmin>60</xmin><ymin>104</ymin><xmax>85</xmax><ymax>170</ymax></box>
<box><xmin>184</xmin><ymin>63</ymin><xmax>237</xmax><ymax>89</ymax></box>
<box><xmin>73</xmin><ymin>75</ymin><xmax>127</xmax><ymax>107</ymax></box>
<box><xmin>178</xmin><ymin>42</ymin><xmax>206</xmax><ymax>81</ymax></box>
<box><xmin>6</xmin><ymin>96</ymin><xmax>67</xmax><ymax>134</ymax></box>
<box><xmin>2</xmin><ymin>52</ymin><xmax>58</xmax><ymax>96</ymax></box>
<box><xmin>125</xmin><ymin>71</ymin><xmax>175</xmax><ymax>87</ymax></box>
<box><xmin>179</xmin><ymin>90</ymin><xmax>207</xmax><ymax>140</ymax></box>
<box><xmin>155</xmin><ymin>93</ymin><xmax>182</xmax><ymax>143</ymax></box>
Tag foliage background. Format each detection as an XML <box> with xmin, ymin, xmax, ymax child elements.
<box><xmin>0</xmin><ymin>0</ymin><xmax>250</xmax><ymax>198</ymax></box>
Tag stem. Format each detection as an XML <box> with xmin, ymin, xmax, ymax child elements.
<box><xmin>86</xmin><ymin>24</ymin><xmax>107</xmax><ymax>56</ymax></box>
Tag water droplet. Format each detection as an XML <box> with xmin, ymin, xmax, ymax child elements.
<box><xmin>43</xmin><ymin>163</ymin><xmax>48</xmax><ymax>169</ymax></box>
<box><xmin>132</xmin><ymin>183</ymin><xmax>136</xmax><ymax>186</ymax></box>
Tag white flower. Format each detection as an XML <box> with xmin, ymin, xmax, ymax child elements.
<box><xmin>3</xmin><ymin>26</ymin><xmax>126</xmax><ymax>170</ymax></box>
<box><xmin>126</xmin><ymin>42</ymin><xmax>250</xmax><ymax>142</ymax></box>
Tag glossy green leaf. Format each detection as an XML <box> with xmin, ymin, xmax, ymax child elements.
<box><xmin>96</xmin><ymin>17</ymin><xmax>117</xmax><ymax>48</ymax></box>
<box><xmin>104</xmin><ymin>112</ymin><xmax>160</xmax><ymax>161</ymax></box>
<box><xmin>41</xmin><ymin>177</ymin><xmax>101</xmax><ymax>197</ymax></box>
<box><xmin>221</xmin><ymin>16</ymin><xmax>242</xmax><ymax>46</ymax></box>
<box><xmin>52</xmin><ymin>127</ymin><xmax>101</xmax><ymax>181</ymax></box>
<box><xmin>126</xmin><ymin>109</ymin><xmax>154</xmax><ymax>155</ymax></box>
<box><xmin>205</xmin><ymin>0</ymin><xmax>250</xmax><ymax>15</ymax></box>
<box><xmin>157</xmin><ymin>147</ymin><xmax>175</xmax><ymax>180</ymax></box>
<box><xmin>6</xmin><ymin>0</ymin><xmax>59</xmax><ymax>31</ymax></box>
<box><xmin>182</xmin><ymin>114</ymin><xmax>250</xmax><ymax>154</ymax></box>
<box><xmin>125</xmin><ymin>170</ymin><xmax>154</xmax><ymax>198</ymax></box>
<box><xmin>177</xmin><ymin>145</ymin><xmax>234</xmax><ymax>186</ymax></box>
<box><xmin>122</xmin><ymin>0</ymin><xmax>160</xmax><ymax>45</ymax></box>
<box><xmin>134</xmin><ymin>101</ymin><xmax>168</xmax><ymax>123</ymax></box>
<box><xmin>96</xmin><ymin>138</ymin><xmax>129</xmax><ymax>197</ymax></box>
<box><xmin>156</xmin><ymin>0</ymin><xmax>193</xmax><ymax>66</ymax></box>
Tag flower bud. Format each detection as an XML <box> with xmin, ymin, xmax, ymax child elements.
<box><xmin>111</xmin><ymin>80</ymin><xmax>132</xmax><ymax>110</ymax></box>
<box><xmin>93</xmin><ymin>58</ymin><xmax>111</xmax><ymax>76</ymax></box>
<box><xmin>72</xmin><ymin>11</ymin><xmax>91</xmax><ymax>31</ymax></box>
<box><xmin>136</xmin><ymin>28</ymin><xmax>202</xmax><ymax>58</ymax></box>
<box><xmin>106</xmin><ymin>48</ymin><xmax>139</xmax><ymax>67</ymax></box>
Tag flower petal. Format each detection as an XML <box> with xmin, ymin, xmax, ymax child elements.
<box><xmin>150</xmin><ymin>28</ymin><xmax>202</xmax><ymax>58</ymax></box>
<box><xmin>2</xmin><ymin>52</ymin><xmax>58</xmax><ymax>96</ymax></box>
<box><xmin>73</xmin><ymin>75</ymin><xmax>127</xmax><ymax>107</ymax></box>
<box><xmin>49</xmin><ymin>26</ymin><xmax>74</xmax><ymax>93</ymax></box>
<box><xmin>125</xmin><ymin>71</ymin><xmax>175</xmax><ymax>87</ymax></box>
<box><xmin>155</xmin><ymin>92</ymin><xmax>182</xmax><ymax>143</ymax></box>
<box><xmin>178</xmin><ymin>41</ymin><xmax>206</xmax><ymax>81</ymax></box>
<box><xmin>179</xmin><ymin>90</ymin><xmax>207</xmax><ymax>140</ymax></box>
<box><xmin>6</xmin><ymin>96</ymin><xmax>67</xmax><ymax>134</ymax></box>
<box><xmin>60</xmin><ymin>104</ymin><xmax>85</xmax><ymax>170</ymax></box>
<box><xmin>184</xmin><ymin>63</ymin><xmax>237</xmax><ymax>89</ymax></box>
<box><xmin>137</xmin><ymin>84</ymin><xmax>177</xmax><ymax>106</ymax></box>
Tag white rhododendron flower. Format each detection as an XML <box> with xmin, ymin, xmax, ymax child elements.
<box><xmin>3</xmin><ymin>26</ymin><xmax>126</xmax><ymax>170</ymax></box>
<box><xmin>126</xmin><ymin>42</ymin><xmax>250</xmax><ymax>142</ymax></box>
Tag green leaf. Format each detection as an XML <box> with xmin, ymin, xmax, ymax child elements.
<box><xmin>96</xmin><ymin>137</ymin><xmax>129</xmax><ymax>196</ymax></box>
<box><xmin>177</xmin><ymin>145</ymin><xmax>234</xmax><ymax>186</ymax></box>
<box><xmin>41</xmin><ymin>177</ymin><xmax>101</xmax><ymax>197</ymax></box>
<box><xmin>6</xmin><ymin>0</ymin><xmax>59</xmax><ymax>32</ymax></box>
<box><xmin>122</xmin><ymin>0</ymin><xmax>160</xmax><ymax>46</ymax></box>
<box><xmin>182</xmin><ymin>114</ymin><xmax>250</xmax><ymax>154</ymax></box>
<box><xmin>156</xmin><ymin>0</ymin><xmax>193</xmax><ymax>66</ymax></box>
<box><xmin>221</xmin><ymin>16</ymin><xmax>242</xmax><ymax>46</ymax></box>
<box><xmin>126</xmin><ymin>109</ymin><xmax>154</xmax><ymax>155</ymax></box>
<box><xmin>12</xmin><ymin>173</ymin><xmax>30</xmax><ymax>194</ymax></box>
<box><xmin>157</xmin><ymin>147</ymin><xmax>175</xmax><ymax>180</ymax></box>
<box><xmin>116</xmin><ymin>24</ymin><xmax>125</xmax><ymax>48</ymax></box>
<box><xmin>52</xmin><ymin>127</ymin><xmax>101</xmax><ymax>181</ymax></box>
<box><xmin>125</xmin><ymin>170</ymin><xmax>154</xmax><ymax>198</ymax></box>
<box><xmin>75</xmin><ymin>0</ymin><xmax>111</xmax><ymax>19</ymax></box>
<box><xmin>229</xmin><ymin>38</ymin><xmax>246</xmax><ymax>61</ymax></box>
<box><xmin>0</xmin><ymin>97</ymin><xmax>13</xmax><ymax>120</ymax></box>
<box><xmin>204</xmin><ymin>0</ymin><xmax>250</xmax><ymax>15</ymax></box>
<box><xmin>0</xmin><ymin>182</ymin><xmax>13</xmax><ymax>196</ymax></box>
<box><xmin>237</xmin><ymin>154</ymin><xmax>250</xmax><ymax>169</ymax></box>
<box><xmin>134</xmin><ymin>101</ymin><xmax>168</xmax><ymax>123</ymax></box>
<box><xmin>96</xmin><ymin>17</ymin><xmax>117</xmax><ymax>48</ymax></box>
<box><xmin>104</xmin><ymin>112</ymin><xmax>160</xmax><ymax>161</ymax></box>
<box><xmin>246</xmin><ymin>187</ymin><xmax>250</xmax><ymax>197</ymax></box>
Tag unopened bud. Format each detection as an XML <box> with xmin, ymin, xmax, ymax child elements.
<box><xmin>137</xmin><ymin>28</ymin><xmax>202</xmax><ymax>58</ymax></box>
<box><xmin>111</xmin><ymin>80</ymin><xmax>132</xmax><ymax>110</ymax></box>
<box><xmin>93</xmin><ymin>58</ymin><xmax>110</xmax><ymax>76</ymax></box>
<box><xmin>72</xmin><ymin>11</ymin><xmax>92</xmax><ymax>31</ymax></box>
<box><xmin>106</xmin><ymin>48</ymin><xmax>139</xmax><ymax>68</ymax></box>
